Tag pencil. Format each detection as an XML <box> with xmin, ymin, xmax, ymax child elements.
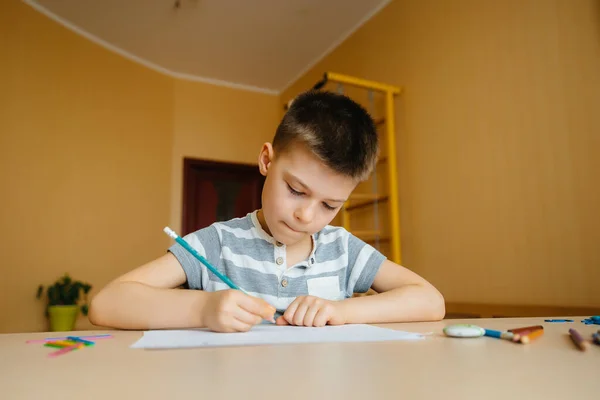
<box><xmin>163</xmin><ymin>227</ymin><xmax>247</xmax><ymax>294</ymax></box>
<box><xmin>48</xmin><ymin>343</ymin><xmax>84</xmax><ymax>358</ymax></box>
<box><xmin>519</xmin><ymin>328</ymin><xmax>544</xmax><ymax>344</ymax></box>
<box><xmin>67</xmin><ymin>336</ymin><xmax>95</xmax><ymax>346</ymax></box>
<box><xmin>26</xmin><ymin>334</ymin><xmax>112</xmax><ymax>344</ymax></box>
<box><xmin>45</xmin><ymin>340</ymin><xmax>78</xmax><ymax>347</ymax></box>
<box><xmin>569</xmin><ymin>328</ymin><xmax>588</xmax><ymax>351</ymax></box>
<box><xmin>163</xmin><ymin>227</ymin><xmax>276</xmax><ymax>323</ymax></box>
<box><xmin>484</xmin><ymin>329</ymin><xmax>514</xmax><ymax>341</ymax></box>
<box><xmin>507</xmin><ymin>325</ymin><xmax>543</xmax><ymax>334</ymax></box>
<box><xmin>510</xmin><ymin>326</ymin><xmax>544</xmax><ymax>342</ymax></box>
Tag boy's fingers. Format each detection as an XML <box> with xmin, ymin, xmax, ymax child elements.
<box><xmin>292</xmin><ymin>300</ymin><xmax>310</xmax><ymax>326</ymax></box>
<box><xmin>238</xmin><ymin>294</ymin><xmax>276</xmax><ymax>322</ymax></box>
<box><xmin>302</xmin><ymin>303</ymin><xmax>319</xmax><ymax>327</ymax></box>
<box><xmin>234</xmin><ymin>307</ymin><xmax>262</xmax><ymax>326</ymax></box>
<box><xmin>283</xmin><ymin>298</ymin><xmax>301</xmax><ymax>324</ymax></box>
<box><xmin>230</xmin><ymin>317</ymin><xmax>253</xmax><ymax>332</ymax></box>
<box><xmin>313</xmin><ymin>307</ymin><xmax>330</xmax><ymax>327</ymax></box>
<box><xmin>275</xmin><ymin>316</ymin><xmax>289</xmax><ymax>325</ymax></box>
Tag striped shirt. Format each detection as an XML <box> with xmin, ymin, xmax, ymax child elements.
<box><xmin>168</xmin><ymin>210</ymin><xmax>386</xmax><ymax>314</ymax></box>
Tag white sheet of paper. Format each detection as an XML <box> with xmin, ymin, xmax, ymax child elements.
<box><xmin>130</xmin><ymin>324</ymin><xmax>423</xmax><ymax>349</ymax></box>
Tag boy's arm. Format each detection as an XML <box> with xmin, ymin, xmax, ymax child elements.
<box><xmin>89</xmin><ymin>253</ymin><xmax>275</xmax><ymax>331</ymax></box>
<box><xmin>338</xmin><ymin>260</ymin><xmax>446</xmax><ymax>323</ymax></box>
<box><xmin>88</xmin><ymin>253</ymin><xmax>211</xmax><ymax>330</ymax></box>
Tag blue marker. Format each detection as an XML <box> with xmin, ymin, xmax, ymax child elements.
<box><xmin>544</xmin><ymin>319</ymin><xmax>574</xmax><ymax>323</ymax></box>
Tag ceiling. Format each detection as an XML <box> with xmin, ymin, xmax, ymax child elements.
<box><xmin>25</xmin><ymin>0</ymin><xmax>390</xmax><ymax>94</ymax></box>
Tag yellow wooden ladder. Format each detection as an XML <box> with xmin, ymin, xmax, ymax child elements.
<box><xmin>315</xmin><ymin>72</ymin><xmax>403</xmax><ymax>264</ymax></box>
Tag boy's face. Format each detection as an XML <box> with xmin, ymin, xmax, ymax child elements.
<box><xmin>257</xmin><ymin>142</ymin><xmax>357</xmax><ymax>246</ymax></box>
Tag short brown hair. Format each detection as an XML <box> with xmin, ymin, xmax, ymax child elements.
<box><xmin>273</xmin><ymin>91</ymin><xmax>378</xmax><ymax>181</ymax></box>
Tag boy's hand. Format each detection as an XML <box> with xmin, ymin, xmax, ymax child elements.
<box><xmin>202</xmin><ymin>290</ymin><xmax>276</xmax><ymax>333</ymax></box>
<box><xmin>275</xmin><ymin>295</ymin><xmax>346</xmax><ymax>327</ymax></box>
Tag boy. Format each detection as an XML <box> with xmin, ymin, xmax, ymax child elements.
<box><xmin>89</xmin><ymin>91</ymin><xmax>445</xmax><ymax>332</ymax></box>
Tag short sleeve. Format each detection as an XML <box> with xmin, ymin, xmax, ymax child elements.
<box><xmin>167</xmin><ymin>225</ymin><xmax>221</xmax><ymax>290</ymax></box>
<box><xmin>345</xmin><ymin>233</ymin><xmax>387</xmax><ymax>294</ymax></box>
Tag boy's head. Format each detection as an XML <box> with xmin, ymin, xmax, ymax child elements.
<box><xmin>257</xmin><ymin>91</ymin><xmax>379</xmax><ymax>245</ymax></box>
<box><xmin>273</xmin><ymin>90</ymin><xmax>378</xmax><ymax>181</ymax></box>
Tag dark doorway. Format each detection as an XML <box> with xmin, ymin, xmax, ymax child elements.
<box><xmin>182</xmin><ymin>158</ymin><xmax>265</xmax><ymax>235</ymax></box>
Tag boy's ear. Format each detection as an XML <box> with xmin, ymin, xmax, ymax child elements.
<box><xmin>258</xmin><ymin>142</ymin><xmax>274</xmax><ymax>176</ymax></box>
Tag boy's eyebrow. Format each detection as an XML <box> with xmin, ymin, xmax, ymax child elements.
<box><xmin>288</xmin><ymin>173</ymin><xmax>347</xmax><ymax>203</ymax></box>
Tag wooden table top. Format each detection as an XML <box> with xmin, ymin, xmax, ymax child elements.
<box><xmin>1</xmin><ymin>317</ymin><xmax>598</xmax><ymax>399</ymax></box>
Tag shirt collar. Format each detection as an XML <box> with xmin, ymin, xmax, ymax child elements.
<box><xmin>249</xmin><ymin>210</ymin><xmax>317</xmax><ymax>268</ymax></box>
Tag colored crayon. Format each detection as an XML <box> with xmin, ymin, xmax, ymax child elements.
<box><xmin>507</xmin><ymin>325</ymin><xmax>543</xmax><ymax>334</ymax></box>
<box><xmin>519</xmin><ymin>329</ymin><xmax>544</xmax><ymax>344</ymax></box>
<box><xmin>48</xmin><ymin>343</ymin><xmax>83</xmax><ymax>358</ymax></box>
<box><xmin>509</xmin><ymin>326</ymin><xmax>543</xmax><ymax>342</ymax></box>
<box><xmin>568</xmin><ymin>328</ymin><xmax>588</xmax><ymax>351</ymax></box>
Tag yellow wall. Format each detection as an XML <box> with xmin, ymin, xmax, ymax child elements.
<box><xmin>3</xmin><ymin>0</ymin><xmax>598</xmax><ymax>334</ymax></box>
<box><xmin>0</xmin><ymin>0</ymin><xmax>173</xmax><ymax>333</ymax></box>
<box><xmin>0</xmin><ymin>0</ymin><xmax>278</xmax><ymax>333</ymax></box>
<box><xmin>282</xmin><ymin>0</ymin><xmax>600</xmax><ymax>308</ymax></box>
<box><xmin>170</xmin><ymin>80</ymin><xmax>279</xmax><ymax>233</ymax></box>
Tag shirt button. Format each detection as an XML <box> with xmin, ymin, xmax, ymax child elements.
<box><xmin>276</xmin><ymin>257</ymin><xmax>284</xmax><ymax>265</ymax></box>
<box><xmin>281</xmin><ymin>279</ymin><xmax>288</xmax><ymax>287</ymax></box>
<box><xmin>276</xmin><ymin>241</ymin><xmax>283</xmax><ymax>247</ymax></box>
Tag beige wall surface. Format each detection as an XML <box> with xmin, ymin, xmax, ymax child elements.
<box><xmin>282</xmin><ymin>0</ymin><xmax>600</xmax><ymax>308</ymax></box>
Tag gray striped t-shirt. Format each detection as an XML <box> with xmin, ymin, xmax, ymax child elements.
<box><xmin>168</xmin><ymin>210</ymin><xmax>386</xmax><ymax>313</ymax></box>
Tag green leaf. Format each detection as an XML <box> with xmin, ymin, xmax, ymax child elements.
<box><xmin>47</xmin><ymin>285</ymin><xmax>59</xmax><ymax>305</ymax></box>
<box><xmin>37</xmin><ymin>275</ymin><xmax>93</xmax><ymax>314</ymax></box>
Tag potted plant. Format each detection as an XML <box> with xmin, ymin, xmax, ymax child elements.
<box><xmin>36</xmin><ymin>274</ymin><xmax>92</xmax><ymax>332</ymax></box>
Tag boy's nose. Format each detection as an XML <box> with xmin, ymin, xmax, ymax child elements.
<box><xmin>293</xmin><ymin>205</ymin><xmax>313</xmax><ymax>224</ymax></box>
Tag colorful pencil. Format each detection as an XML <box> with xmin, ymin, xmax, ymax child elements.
<box><xmin>507</xmin><ymin>325</ymin><xmax>543</xmax><ymax>334</ymax></box>
<box><xmin>569</xmin><ymin>328</ymin><xmax>588</xmax><ymax>351</ymax></box>
<box><xmin>67</xmin><ymin>336</ymin><xmax>95</xmax><ymax>346</ymax></box>
<box><xmin>519</xmin><ymin>328</ymin><xmax>544</xmax><ymax>344</ymax></box>
<box><xmin>26</xmin><ymin>334</ymin><xmax>113</xmax><ymax>344</ymax></box>
<box><xmin>44</xmin><ymin>342</ymin><xmax>69</xmax><ymax>349</ymax></box>
<box><xmin>509</xmin><ymin>326</ymin><xmax>544</xmax><ymax>342</ymax></box>
<box><xmin>544</xmin><ymin>319</ymin><xmax>573</xmax><ymax>323</ymax></box>
<box><xmin>592</xmin><ymin>331</ymin><xmax>600</xmax><ymax>346</ymax></box>
<box><xmin>47</xmin><ymin>343</ymin><xmax>83</xmax><ymax>358</ymax></box>
<box><xmin>484</xmin><ymin>329</ymin><xmax>514</xmax><ymax>341</ymax></box>
<box><xmin>44</xmin><ymin>340</ymin><xmax>77</xmax><ymax>348</ymax></box>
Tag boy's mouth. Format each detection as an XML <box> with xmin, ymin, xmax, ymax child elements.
<box><xmin>283</xmin><ymin>221</ymin><xmax>302</xmax><ymax>234</ymax></box>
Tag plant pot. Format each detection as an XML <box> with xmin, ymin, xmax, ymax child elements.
<box><xmin>48</xmin><ymin>305</ymin><xmax>79</xmax><ymax>332</ymax></box>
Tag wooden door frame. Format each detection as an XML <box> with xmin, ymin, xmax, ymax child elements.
<box><xmin>182</xmin><ymin>158</ymin><xmax>264</xmax><ymax>235</ymax></box>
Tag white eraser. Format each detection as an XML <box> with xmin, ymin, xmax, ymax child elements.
<box><xmin>163</xmin><ymin>227</ymin><xmax>177</xmax><ymax>238</ymax></box>
<box><xmin>443</xmin><ymin>324</ymin><xmax>485</xmax><ymax>338</ymax></box>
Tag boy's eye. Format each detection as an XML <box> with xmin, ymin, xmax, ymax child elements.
<box><xmin>322</xmin><ymin>202</ymin><xmax>337</xmax><ymax>211</ymax></box>
<box><xmin>286</xmin><ymin>184</ymin><xmax>303</xmax><ymax>196</ymax></box>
